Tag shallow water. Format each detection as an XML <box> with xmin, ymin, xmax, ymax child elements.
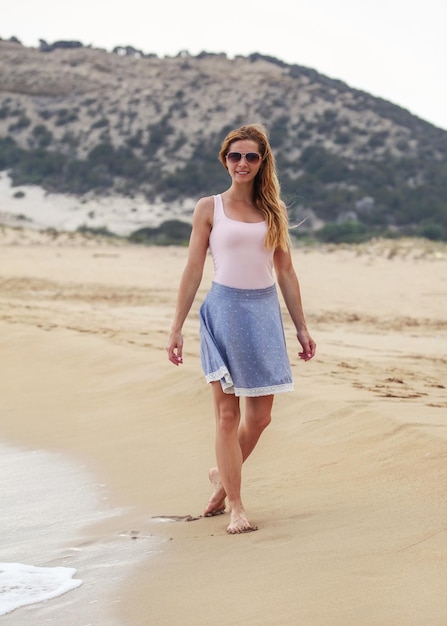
<box><xmin>0</xmin><ymin>443</ymin><xmax>159</xmax><ymax>624</ymax></box>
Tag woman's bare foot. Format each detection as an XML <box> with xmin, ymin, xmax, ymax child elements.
<box><xmin>226</xmin><ymin>509</ymin><xmax>258</xmax><ymax>534</ymax></box>
<box><xmin>203</xmin><ymin>467</ymin><xmax>226</xmax><ymax>517</ymax></box>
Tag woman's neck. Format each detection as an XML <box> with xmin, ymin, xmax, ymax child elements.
<box><xmin>223</xmin><ymin>183</ymin><xmax>255</xmax><ymax>203</ymax></box>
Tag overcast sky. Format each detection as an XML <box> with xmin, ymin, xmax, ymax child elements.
<box><xmin>2</xmin><ymin>0</ymin><xmax>446</xmax><ymax>131</ymax></box>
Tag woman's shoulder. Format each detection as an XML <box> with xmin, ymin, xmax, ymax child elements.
<box><xmin>195</xmin><ymin>195</ymin><xmax>216</xmax><ymax>210</ymax></box>
<box><xmin>192</xmin><ymin>195</ymin><xmax>216</xmax><ymax>226</ymax></box>
<box><xmin>194</xmin><ymin>195</ymin><xmax>217</xmax><ymax>215</ymax></box>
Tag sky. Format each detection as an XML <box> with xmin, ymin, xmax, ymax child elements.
<box><xmin>2</xmin><ymin>0</ymin><xmax>447</xmax><ymax>131</ymax></box>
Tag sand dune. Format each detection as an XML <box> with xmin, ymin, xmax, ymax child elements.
<box><xmin>1</xmin><ymin>231</ymin><xmax>446</xmax><ymax>625</ymax></box>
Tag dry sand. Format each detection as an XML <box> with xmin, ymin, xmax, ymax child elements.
<box><xmin>1</xmin><ymin>228</ymin><xmax>446</xmax><ymax>625</ymax></box>
<box><xmin>0</xmin><ymin>171</ymin><xmax>193</xmax><ymax>235</ymax></box>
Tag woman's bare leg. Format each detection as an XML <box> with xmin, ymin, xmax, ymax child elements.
<box><xmin>205</xmin><ymin>382</ymin><xmax>252</xmax><ymax>532</ymax></box>
<box><xmin>204</xmin><ymin>384</ymin><xmax>273</xmax><ymax>532</ymax></box>
<box><xmin>239</xmin><ymin>394</ymin><xmax>273</xmax><ymax>459</ymax></box>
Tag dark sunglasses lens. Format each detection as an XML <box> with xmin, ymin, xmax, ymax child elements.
<box><xmin>246</xmin><ymin>153</ymin><xmax>260</xmax><ymax>164</ymax></box>
<box><xmin>227</xmin><ymin>152</ymin><xmax>242</xmax><ymax>163</ymax></box>
<box><xmin>227</xmin><ymin>152</ymin><xmax>260</xmax><ymax>164</ymax></box>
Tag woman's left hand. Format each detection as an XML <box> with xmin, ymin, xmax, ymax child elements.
<box><xmin>297</xmin><ymin>329</ymin><xmax>316</xmax><ymax>362</ymax></box>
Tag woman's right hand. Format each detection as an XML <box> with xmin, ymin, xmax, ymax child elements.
<box><xmin>166</xmin><ymin>331</ymin><xmax>184</xmax><ymax>366</ymax></box>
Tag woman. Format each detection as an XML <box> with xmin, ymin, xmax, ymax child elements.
<box><xmin>166</xmin><ymin>124</ymin><xmax>316</xmax><ymax>534</ymax></box>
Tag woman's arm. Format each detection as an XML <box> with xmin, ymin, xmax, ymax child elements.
<box><xmin>166</xmin><ymin>196</ymin><xmax>213</xmax><ymax>365</ymax></box>
<box><xmin>274</xmin><ymin>246</ymin><xmax>316</xmax><ymax>361</ymax></box>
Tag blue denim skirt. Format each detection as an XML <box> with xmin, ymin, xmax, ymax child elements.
<box><xmin>199</xmin><ymin>282</ymin><xmax>293</xmax><ymax>397</ymax></box>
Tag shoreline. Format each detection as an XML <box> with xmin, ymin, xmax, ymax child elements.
<box><xmin>0</xmin><ymin>441</ymin><xmax>160</xmax><ymax>623</ymax></box>
<box><xmin>1</xmin><ymin>237</ymin><xmax>446</xmax><ymax>624</ymax></box>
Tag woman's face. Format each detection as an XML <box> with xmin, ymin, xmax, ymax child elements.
<box><xmin>225</xmin><ymin>139</ymin><xmax>263</xmax><ymax>183</ymax></box>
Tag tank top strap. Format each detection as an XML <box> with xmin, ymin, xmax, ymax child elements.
<box><xmin>213</xmin><ymin>194</ymin><xmax>224</xmax><ymax>223</ymax></box>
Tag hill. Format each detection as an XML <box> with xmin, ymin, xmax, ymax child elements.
<box><xmin>1</xmin><ymin>37</ymin><xmax>447</xmax><ymax>241</ymax></box>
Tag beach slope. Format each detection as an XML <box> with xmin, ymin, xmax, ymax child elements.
<box><xmin>1</xmin><ymin>232</ymin><xmax>446</xmax><ymax>625</ymax></box>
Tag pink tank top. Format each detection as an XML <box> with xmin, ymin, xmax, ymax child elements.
<box><xmin>209</xmin><ymin>194</ymin><xmax>274</xmax><ymax>289</ymax></box>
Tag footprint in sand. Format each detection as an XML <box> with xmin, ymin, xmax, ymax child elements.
<box><xmin>151</xmin><ymin>515</ymin><xmax>201</xmax><ymax>523</ymax></box>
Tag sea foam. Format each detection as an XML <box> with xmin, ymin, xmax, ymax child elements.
<box><xmin>0</xmin><ymin>563</ymin><xmax>82</xmax><ymax>616</ymax></box>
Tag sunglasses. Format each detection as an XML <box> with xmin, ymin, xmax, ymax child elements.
<box><xmin>226</xmin><ymin>152</ymin><xmax>262</xmax><ymax>165</ymax></box>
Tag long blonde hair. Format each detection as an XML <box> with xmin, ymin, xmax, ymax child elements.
<box><xmin>219</xmin><ymin>124</ymin><xmax>290</xmax><ymax>251</ymax></box>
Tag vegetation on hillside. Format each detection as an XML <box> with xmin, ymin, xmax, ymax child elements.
<box><xmin>0</xmin><ymin>38</ymin><xmax>446</xmax><ymax>242</ymax></box>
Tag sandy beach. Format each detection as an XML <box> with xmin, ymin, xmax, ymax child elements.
<box><xmin>1</xmin><ymin>228</ymin><xmax>446</xmax><ymax>625</ymax></box>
